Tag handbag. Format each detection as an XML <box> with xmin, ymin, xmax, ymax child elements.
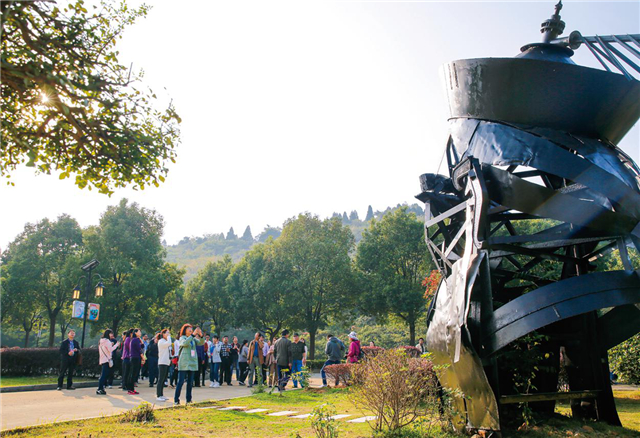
<box><xmin>76</xmin><ymin>351</ymin><xmax>83</xmax><ymax>366</ymax></box>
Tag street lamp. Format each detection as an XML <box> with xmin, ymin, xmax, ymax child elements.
<box><xmin>95</xmin><ymin>281</ymin><xmax>104</xmax><ymax>298</ymax></box>
<box><xmin>71</xmin><ymin>259</ymin><xmax>105</xmax><ymax>348</ymax></box>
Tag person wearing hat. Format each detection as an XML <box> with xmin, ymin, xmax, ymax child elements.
<box><xmin>290</xmin><ymin>333</ymin><xmax>306</xmax><ymax>388</ymax></box>
<box><xmin>273</xmin><ymin>329</ymin><xmax>292</xmax><ymax>392</ymax></box>
<box><xmin>346</xmin><ymin>331</ymin><xmax>361</xmax><ymax>363</ymax></box>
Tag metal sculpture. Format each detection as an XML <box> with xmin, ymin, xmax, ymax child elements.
<box><xmin>418</xmin><ymin>2</ymin><xmax>640</xmax><ymax>433</ymax></box>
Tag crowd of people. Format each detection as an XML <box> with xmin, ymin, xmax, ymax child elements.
<box><xmin>57</xmin><ymin>326</ymin><xmax>427</xmax><ymax>405</ymax></box>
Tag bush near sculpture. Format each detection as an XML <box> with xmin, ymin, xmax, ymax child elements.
<box><xmin>0</xmin><ymin>347</ymin><xmax>116</xmax><ymax>379</ymax></box>
<box><xmin>349</xmin><ymin>348</ymin><xmax>458</xmax><ymax>435</ymax></box>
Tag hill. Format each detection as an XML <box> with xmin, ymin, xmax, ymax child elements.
<box><xmin>165</xmin><ymin>203</ymin><xmax>424</xmax><ymax>282</ymax></box>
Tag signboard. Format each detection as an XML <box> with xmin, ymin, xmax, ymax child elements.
<box><xmin>88</xmin><ymin>303</ymin><xmax>100</xmax><ymax>322</ymax></box>
<box><xmin>71</xmin><ymin>301</ymin><xmax>100</xmax><ymax>321</ymax></box>
<box><xmin>72</xmin><ymin>300</ymin><xmax>85</xmax><ymax>319</ymax></box>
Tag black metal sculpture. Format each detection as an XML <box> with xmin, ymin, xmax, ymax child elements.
<box><xmin>418</xmin><ymin>2</ymin><xmax>640</xmax><ymax>433</ymax></box>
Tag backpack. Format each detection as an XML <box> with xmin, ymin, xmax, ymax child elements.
<box><xmin>357</xmin><ymin>343</ymin><xmax>364</xmax><ymax>360</ymax></box>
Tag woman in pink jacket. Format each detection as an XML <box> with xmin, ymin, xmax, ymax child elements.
<box><xmin>346</xmin><ymin>332</ymin><xmax>361</xmax><ymax>363</ymax></box>
<box><xmin>97</xmin><ymin>329</ymin><xmax>120</xmax><ymax>395</ymax></box>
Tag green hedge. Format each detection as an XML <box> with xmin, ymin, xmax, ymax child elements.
<box><xmin>0</xmin><ymin>347</ymin><xmax>121</xmax><ymax>379</ymax></box>
<box><xmin>305</xmin><ymin>359</ymin><xmax>327</xmax><ymax>371</ymax></box>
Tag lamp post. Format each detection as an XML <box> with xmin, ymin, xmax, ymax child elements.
<box><xmin>72</xmin><ymin>259</ymin><xmax>104</xmax><ymax>348</ymax></box>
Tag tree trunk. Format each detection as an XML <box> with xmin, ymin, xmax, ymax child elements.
<box><xmin>24</xmin><ymin>329</ymin><xmax>31</xmax><ymax>347</ymax></box>
<box><xmin>112</xmin><ymin>317</ymin><xmax>121</xmax><ymax>339</ymax></box>
<box><xmin>409</xmin><ymin>320</ymin><xmax>416</xmax><ymax>346</ymax></box>
<box><xmin>48</xmin><ymin>311</ymin><xmax>59</xmax><ymax>347</ymax></box>
<box><xmin>308</xmin><ymin>327</ymin><xmax>317</xmax><ymax>360</ymax></box>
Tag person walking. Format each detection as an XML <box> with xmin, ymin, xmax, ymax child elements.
<box><xmin>209</xmin><ymin>335</ymin><xmax>222</xmax><ymax>387</ymax></box>
<box><xmin>121</xmin><ymin>329</ymin><xmax>132</xmax><ymax>391</ymax></box>
<box><xmin>230</xmin><ymin>336</ymin><xmax>240</xmax><ymax>381</ymax></box>
<box><xmin>195</xmin><ymin>331</ymin><xmax>206</xmax><ymax>387</ymax></box>
<box><xmin>156</xmin><ymin>329</ymin><xmax>172</xmax><ymax>401</ymax></box>
<box><xmin>238</xmin><ymin>340</ymin><xmax>249</xmax><ymax>385</ymax></box>
<box><xmin>219</xmin><ymin>336</ymin><xmax>232</xmax><ymax>386</ymax></box>
<box><xmin>347</xmin><ymin>331</ymin><xmax>361</xmax><ymax>363</ymax></box>
<box><xmin>57</xmin><ymin>329</ymin><xmax>80</xmax><ymax>390</ymax></box>
<box><xmin>146</xmin><ymin>334</ymin><xmax>159</xmax><ymax>387</ymax></box>
<box><xmin>416</xmin><ymin>337</ymin><xmax>427</xmax><ymax>354</ymax></box>
<box><xmin>290</xmin><ymin>333</ymin><xmax>306</xmax><ymax>388</ymax></box>
<box><xmin>97</xmin><ymin>329</ymin><xmax>120</xmax><ymax>395</ymax></box>
<box><xmin>321</xmin><ymin>334</ymin><xmax>345</xmax><ymax>387</ymax></box>
<box><xmin>174</xmin><ymin>324</ymin><xmax>205</xmax><ymax>405</ymax></box>
<box><xmin>127</xmin><ymin>329</ymin><xmax>143</xmax><ymax>395</ymax></box>
<box><xmin>274</xmin><ymin>330</ymin><xmax>292</xmax><ymax>392</ymax></box>
<box><xmin>247</xmin><ymin>332</ymin><xmax>264</xmax><ymax>388</ymax></box>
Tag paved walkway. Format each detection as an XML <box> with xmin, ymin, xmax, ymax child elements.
<box><xmin>0</xmin><ymin>375</ymin><xmax>324</xmax><ymax>431</ymax></box>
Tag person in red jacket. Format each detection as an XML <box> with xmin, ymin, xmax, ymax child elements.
<box><xmin>346</xmin><ymin>331</ymin><xmax>361</xmax><ymax>363</ymax></box>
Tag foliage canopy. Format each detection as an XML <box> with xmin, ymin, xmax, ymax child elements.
<box><xmin>1</xmin><ymin>0</ymin><xmax>181</xmax><ymax>194</ymax></box>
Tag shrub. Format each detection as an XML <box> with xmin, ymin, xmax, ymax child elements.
<box><xmin>400</xmin><ymin>346</ymin><xmax>420</xmax><ymax>358</ymax></box>
<box><xmin>349</xmin><ymin>348</ymin><xmax>451</xmax><ymax>434</ymax></box>
<box><xmin>305</xmin><ymin>359</ymin><xmax>327</xmax><ymax>371</ymax></box>
<box><xmin>119</xmin><ymin>402</ymin><xmax>155</xmax><ymax>423</ymax></box>
<box><xmin>609</xmin><ymin>333</ymin><xmax>640</xmax><ymax>384</ymax></box>
<box><xmin>362</xmin><ymin>346</ymin><xmax>384</xmax><ymax>357</ymax></box>
<box><xmin>310</xmin><ymin>403</ymin><xmax>340</xmax><ymax>438</ymax></box>
<box><xmin>0</xmin><ymin>347</ymin><xmax>112</xmax><ymax>378</ymax></box>
<box><xmin>323</xmin><ymin>364</ymin><xmax>352</xmax><ymax>386</ymax></box>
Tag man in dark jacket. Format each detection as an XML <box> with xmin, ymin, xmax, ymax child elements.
<box><xmin>57</xmin><ymin>329</ymin><xmax>80</xmax><ymax>390</ymax></box>
<box><xmin>274</xmin><ymin>329</ymin><xmax>292</xmax><ymax>393</ymax></box>
<box><xmin>321</xmin><ymin>334</ymin><xmax>345</xmax><ymax>387</ymax></box>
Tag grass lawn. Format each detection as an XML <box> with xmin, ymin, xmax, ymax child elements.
<box><xmin>2</xmin><ymin>388</ymin><xmax>638</xmax><ymax>437</ymax></box>
<box><xmin>0</xmin><ymin>375</ymin><xmax>96</xmax><ymax>387</ymax></box>
<box><xmin>1</xmin><ymin>387</ymin><xmax>454</xmax><ymax>438</ymax></box>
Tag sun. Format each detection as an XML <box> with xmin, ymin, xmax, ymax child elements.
<box><xmin>40</xmin><ymin>93</ymin><xmax>49</xmax><ymax>103</ymax></box>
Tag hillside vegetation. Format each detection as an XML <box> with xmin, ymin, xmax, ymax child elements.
<box><xmin>165</xmin><ymin>203</ymin><xmax>424</xmax><ymax>281</ymax></box>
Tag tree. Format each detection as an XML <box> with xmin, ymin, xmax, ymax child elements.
<box><xmin>274</xmin><ymin>214</ymin><xmax>356</xmax><ymax>358</ymax></box>
<box><xmin>1</xmin><ymin>0</ymin><xmax>181</xmax><ymax>194</ymax></box>
<box><xmin>349</xmin><ymin>210</ymin><xmax>359</xmax><ymax>221</ymax></box>
<box><xmin>256</xmin><ymin>225</ymin><xmax>281</xmax><ymax>243</ymax></box>
<box><xmin>185</xmin><ymin>255</ymin><xmax>234</xmax><ymax>334</ymax></box>
<box><xmin>226</xmin><ymin>227</ymin><xmax>237</xmax><ymax>240</ymax></box>
<box><xmin>84</xmin><ymin>199</ymin><xmax>177</xmax><ymax>337</ymax></box>
<box><xmin>0</xmin><ymin>215</ymin><xmax>83</xmax><ymax>346</ymax></box>
<box><xmin>241</xmin><ymin>225</ymin><xmax>253</xmax><ymax>242</ymax></box>
<box><xmin>356</xmin><ymin>207</ymin><xmax>431</xmax><ymax>345</ymax></box>
<box><xmin>365</xmin><ymin>205</ymin><xmax>374</xmax><ymax>221</ymax></box>
<box><xmin>342</xmin><ymin>212</ymin><xmax>349</xmax><ymax>223</ymax></box>
<box><xmin>229</xmin><ymin>241</ymin><xmax>297</xmax><ymax>340</ymax></box>
<box><xmin>1</xmin><ymin>225</ymin><xmax>45</xmax><ymax>346</ymax></box>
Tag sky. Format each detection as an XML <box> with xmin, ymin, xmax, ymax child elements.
<box><xmin>2</xmin><ymin>0</ymin><xmax>639</xmax><ymax>250</ymax></box>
